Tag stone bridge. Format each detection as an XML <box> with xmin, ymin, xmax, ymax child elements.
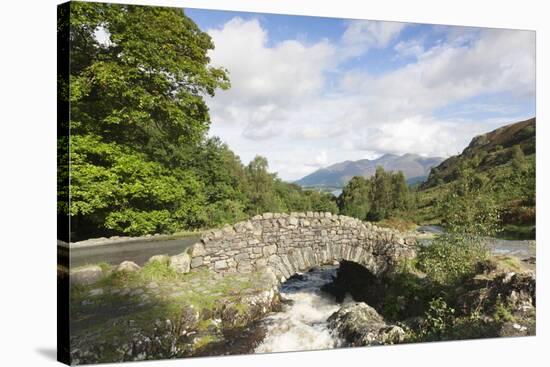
<box><xmin>184</xmin><ymin>212</ymin><xmax>416</xmax><ymax>282</ymax></box>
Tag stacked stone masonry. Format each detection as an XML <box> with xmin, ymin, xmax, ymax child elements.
<box><xmin>188</xmin><ymin>212</ymin><xmax>416</xmax><ymax>281</ymax></box>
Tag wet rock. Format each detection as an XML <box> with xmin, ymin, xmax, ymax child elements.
<box><xmin>219</xmin><ymin>288</ymin><xmax>279</xmax><ymax>329</ymax></box>
<box><xmin>321</xmin><ymin>260</ymin><xmax>385</xmax><ymax>307</ymax></box>
<box><xmin>327</xmin><ymin>302</ymin><xmax>405</xmax><ymax>346</ymax></box>
<box><xmin>70</xmin><ymin>265</ymin><xmax>104</xmax><ymax>286</ymax></box>
<box><xmin>286</xmin><ymin>273</ymin><xmax>305</xmax><ymax>282</ymax></box>
<box><xmin>69</xmin><ymin>261</ymin><xmax>282</xmax><ymax>363</ymax></box>
<box><xmin>116</xmin><ymin>261</ymin><xmax>141</xmax><ymax>273</ymax></box>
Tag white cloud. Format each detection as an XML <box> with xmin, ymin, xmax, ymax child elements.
<box><xmin>207</xmin><ymin>18</ymin><xmax>335</xmax><ymax>107</ymax></box>
<box><xmin>349</xmin><ymin>116</ymin><xmax>509</xmax><ymax>158</ymax></box>
<box><xmin>341</xmin><ymin>20</ymin><xmax>406</xmax><ymax>58</ymax></box>
<box><xmin>203</xmin><ymin>18</ymin><xmax>535</xmax><ymax>181</ymax></box>
<box><xmin>394</xmin><ymin>39</ymin><xmax>425</xmax><ymax>59</ymax></box>
<box><xmin>305</xmin><ymin>150</ymin><xmax>328</xmax><ymax>167</ymax></box>
<box><xmin>338</xmin><ymin>27</ymin><xmax>535</xmax><ymax>122</ymax></box>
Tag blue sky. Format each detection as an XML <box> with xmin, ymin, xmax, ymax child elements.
<box><xmin>184</xmin><ymin>8</ymin><xmax>535</xmax><ymax>181</ymax></box>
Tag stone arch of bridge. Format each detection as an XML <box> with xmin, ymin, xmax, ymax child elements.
<box><xmin>185</xmin><ymin>212</ymin><xmax>415</xmax><ymax>282</ymax></box>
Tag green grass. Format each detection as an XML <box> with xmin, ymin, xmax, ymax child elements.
<box><xmin>193</xmin><ymin>335</ymin><xmax>217</xmax><ymax>350</ymax></box>
<box><xmin>139</xmin><ymin>260</ymin><xmax>180</xmax><ymax>282</ymax></box>
<box><xmin>170</xmin><ymin>230</ymin><xmax>204</xmax><ymax>238</ymax></box>
<box><xmin>97</xmin><ymin>262</ymin><xmax>113</xmax><ymax>273</ymax></box>
<box><xmin>492</xmin><ymin>255</ymin><xmax>525</xmax><ymax>273</ymax></box>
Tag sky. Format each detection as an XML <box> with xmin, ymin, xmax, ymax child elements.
<box><xmin>185</xmin><ymin>8</ymin><xmax>536</xmax><ymax>182</ymax></box>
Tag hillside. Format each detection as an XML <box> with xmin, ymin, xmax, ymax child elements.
<box><xmin>295</xmin><ymin>153</ymin><xmax>443</xmax><ymax>188</ymax></box>
<box><xmin>422</xmin><ymin>118</ymin><xmax>536</xmax><ymax>188</ymax></box>
<box><xmin>416</xmin><ymin>117</ymin><xmax>536</xmax><ymax>237</ymax></box>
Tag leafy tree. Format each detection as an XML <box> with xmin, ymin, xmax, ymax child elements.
<box><xmin>438</xmin><ymin>166</ymin><xmax>500</xmax><ymax>236</ymax></box>
<box><xmin>368</xmin><ymin>166</ymin><xmax>393</xmax><ymax>220</ymax></box>
<box><xmin>418</xmin><ymin>165</ymin><xmax>500</xmax><ymax>285</ymax></box>
<box><xmin>338</xmin><ymin>168</ymin><xmax>413</xmax><ymax>222</ymax></box>
<box><xmin>205</xmin><ymin>200</ymin><xmax>247</xmax><ymax>227</ymax></box>
<box><xmin>190</xmin><ymin>137</ymin><xmax>248</xmax><ymax>204</ymax></box>
<box><xmin>339</xmin><ymin>176</ymin><xmax>371</xmax><ymax>219</ymax></box>
<box><xmin>307</xmin><ymin>191</ymin><xmax>339</xmax><ymax>213</ymax></box>
<box><xmin>245</xmin><ymin>156</ymin><xmax>284</xmax><ymax>214</ymax></box>
<box><xmin>62</xmin><ymin>2</ymin><xmax>230</xmax><ymax>238</ymax></box>
<box><xmin>60</xmin><ymin>2</ymin><xmax>393</xmax><ymax>239</ymax></box>
<box><xmin>69</xmin><ymin>135</ymin><xmax>206</xmax><ymax>237</ymax></box>
<box><xmin>68</xmin><ymin>3</ymin><xmax>230</xmax><ymax>165</ymax></box>
<box><xmin>391</xmin><ymin>171</ymin><xmax>409</xmax><ymax>211</ymax></box>
<box><xmin>274</xmin><ymin>182</ymin><xmax>310</xmax><ymax>212</ymax></box>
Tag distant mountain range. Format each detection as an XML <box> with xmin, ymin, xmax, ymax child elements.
<box><xmin>295</xmin><ymin>153</ymin><xmax>444</xmax><ymax>188</ymax></box>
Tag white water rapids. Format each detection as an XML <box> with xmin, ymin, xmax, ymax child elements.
<box><xmin>255</xmin><ymin>266</ymin><xmax>349</xmax><ymax>353</ymax></box>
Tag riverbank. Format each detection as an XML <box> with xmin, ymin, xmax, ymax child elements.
<box><xmin>404</xmin><ymin>225</ymin><xmax>536</xmax><ymax>267</ymax></box>
<box><xmin>322</xmin><ymin>257</ymin><xmax>535</xmax><ymax>344</ymax></box>
<box><xmin>65</xmin><ymin>249</ymin><xmax>536</xmax><ymax>363</ymax></box>
<box><xmin>67</xmin><ymin>258</ymin><xmax>280</xmax><ymax>364</ymax></box>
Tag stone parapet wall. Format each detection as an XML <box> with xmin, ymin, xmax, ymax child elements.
<box><xmin>187</xmin><ymin>212</ymin><xmax>415</xmax><ymax>281</ymax></box>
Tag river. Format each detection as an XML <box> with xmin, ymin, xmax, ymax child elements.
<box><xmin>252</xmin><ymin>231</ymin><xmax>536</xmax><ymax>353</ymax></box>
<box><xmin>416</xmin><ymin>225</ymin><xmax>536</xmax><ymax>260</ymax></box>
<box><xmin>255</xmin><ymin>265</ymin><xmax>344</xmax><ymax>353</ymax></box>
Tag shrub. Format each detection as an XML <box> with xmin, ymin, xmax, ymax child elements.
<box><xmin>424</xmin><ymin>298</ymin><xmax>455</xmax><ymax>335</ymax></box>
<box><xmin>493</xmin><ymin>296</ymin><xmax>516</xmax><ymax>323</ymax></box>
<box><xmin>417</xmin><ymin>234</ymin><xmax>489</xmax><ymax>285</ymax></box>
<box><xmin>407</xmin><ymin>297</ymin><xmax>456</xmax><ymax>342</ymax></box>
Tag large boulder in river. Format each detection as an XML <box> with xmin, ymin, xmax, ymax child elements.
<box><xmin>116</xmin><ymin>261</ymin><xmax>141</xmax><ymax>273</ymax></box>
<box><xmin>70</xmin><ymin>265</ymin><xmax>104</xmax><ymax>286</ymax></box>
<box><xmin>327</xmin><ymin>302</ymin><xmax>404</xmax><ymax>346</ymax></box>
<box><xmin>169</xmin><ymin>252</ymin><xmax>191</xmax><ymax>274</ymax></box>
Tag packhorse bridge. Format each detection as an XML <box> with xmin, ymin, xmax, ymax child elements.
<box><xmin>184</xmin><ymin>212</ymin><xmax>416</xmax><ymax>281</ymax></box>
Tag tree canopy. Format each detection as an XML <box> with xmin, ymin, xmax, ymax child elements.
<box><xmin>338</xmin><ymin>167</ymin><xmax>411</xmax><ymax>222</ymax></box>
<box><xmin>61</xmin><ymin>2</ymin><xmax>339</xmax><ymax>240</ymax></box>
